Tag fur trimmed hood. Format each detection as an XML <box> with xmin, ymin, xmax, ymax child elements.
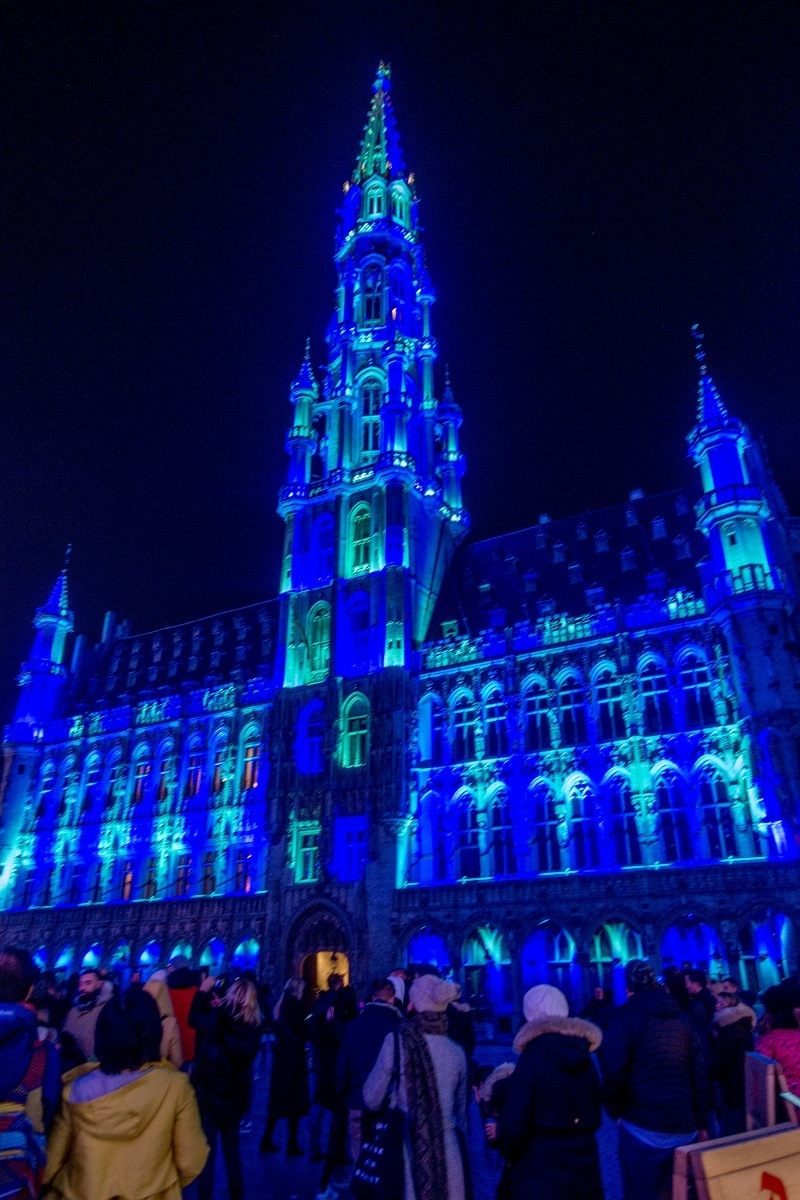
<box><xmin>713</xmin><ymin>1003</ymin><xmax>756</xmax><ymax>1031</ymax></box>
<box><xmin>514</xmin><ymin>1014</ymin><xmax>603</xmax><ymax>1055</ymax></box>
<box><xmin>476</xmin><ymin>1062</ymin><xmax>515</xmax><ymax>1104</ymax></box>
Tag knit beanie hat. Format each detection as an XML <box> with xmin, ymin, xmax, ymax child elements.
<box><xmin>409</xmin><ymin>974</ymin><xmax>458</xmax><ymax>1013</ymax></box>
<box><xmin>523</xmin><ymin>984</ymin><xmax>569</xmax><ymax>1022</ymax></box>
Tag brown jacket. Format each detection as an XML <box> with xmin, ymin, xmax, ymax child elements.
<box><xmin>143</xmin><ymin>979</ymin><xmax>183</xmax><ymax>1070</ymax></box>
<box><xmin>43</xmin><ymin>1062</ymin><xmax>208</xmax><ymax>1200</ymax></box>
<box><xmin>62</xmin><ymin>994</ymin><xmax>108</xmax><ymax>1062</ymax></box>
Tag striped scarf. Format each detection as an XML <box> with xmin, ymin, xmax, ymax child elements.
<box><xmin>399</xmin><ymin>1013</ymin><xmax>448</xmax><ymax>1200</ymax></box>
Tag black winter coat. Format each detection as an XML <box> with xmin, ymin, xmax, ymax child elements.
<box><xmin>336</xmin><ymin>1001</ymin><xmax>401</xmax><ymax>1109</ymax></box>
<box><xmin>712</xmin><ymin>1004</ymin><xmax>756</xmax><ymax>1109</ymax></box>
<box><xmin>189</xmin><ymin>990</ymin><xmax>263</xmax><ymax>1120</ymax></box>
<box><xmin>268</xmin><ymin>994</ymin><xmax>310</xmax><ymax>1119</ymax></box>
<box><xmin>601</xmin><ymin>989</ymin><xmax>710</xmax><ymax>1134</ymax></box>
<box><xmin>496</xmin><ymin>1015</ymin><xmax>604</xmax><ymax>1200</ymax></box>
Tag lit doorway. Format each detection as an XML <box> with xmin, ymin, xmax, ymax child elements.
<box><xmin>301</xmin><ymin>950</ymin><xmax>350</xmax><ymax>997</ymax></box>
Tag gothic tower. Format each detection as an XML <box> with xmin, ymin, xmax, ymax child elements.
<box><xmin>688</xmin><ymin>328</ymin><xmax>800</xmax><ymax>851</ymax></box>
<box><xmin>267</xmin><ymin>66</ymin><xmax>468</xmax><ymax>984</ymax></box>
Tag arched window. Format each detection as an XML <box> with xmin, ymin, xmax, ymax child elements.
<box><xmin>567</xmin><ymin>776</ymin><xmax>599</xmax><ymax>869</ymax></box>
<box><xmin>680</xmin><ymin>652</ymin><xmax>716</xmax><ymax>728</ymax></box>
<box><xmin>488</xmin><ymin>787</ymin><xmax>516</xmax><ymax>877</ymax></box>
<box><xmin>361</xmin><ymin>380</ymin><xmax>381</xmax><ymax>459</ymax></box>
<box><xmin>558</xmin><ymin>675</ymin><xmax>587</xmax><ymax>746</ymax></box>
<box><xmin>418</xmin><ymin>693</ymin><xmax>445</xmax><ymax>766</ymax></box>
<box><xmin>241</xmin><ymin>734</ymin><xmax>261</xmax><ymax>791</ymax></box>
<box><xmin>590</xmin><ymin>921</ymin><xmax>644</xmax><ymax>1002</ymax></box>
<box><xmin>297</xmin><ymin>700</ymin><xmax>325</xmax><ymax>775</ymax></box>
<box><xmin>350</xmin><ymin>505</ymin><xmax>372</xmax><ymax>575</ymax></box>
<box><xmin>451</xmin><ymin>693</ymin><xmax>476</xmax><ymax>762</ymax></box>
<box><xmin>483</xmin><ymin>688</ymin><xmax>508</xmax><ymax>758</ymax></box>
<box><xmin>522</xmin><ymin>922</ymin><xmax>576</xmax><ymax>1000</ymax></box>
<box><xmin>342</xmin><ymin>693</ymin><xmax>369</xmax><ymax>768</ymax></box>
<box><xmin>522</xmin><ymin>679</ymin><xmax>551</xmax><ymax>751</ymax></box>
<box><xmin>698</xmin><ymin>765</ymin><xmax>737</xmax><ymax>859</ymax></box>
<box><xmin>640</xmin><ymin>661</ymin><xmax>674</xmax><ymax>734</ymax></box>
<box><xmin>390</xmin><ymin>188</ymin><xmax>407</xmax><ymax>225</ymax></box>
<box><xmin>655</xmin><ymin>768</ymin><xmax>691</xmax><ymax>862</ymax></box>
<box><xmin>310</xmin><ymin>513</ymin><xmax>335</xmax><ymax>584</ymax></box>
<box><xmin>595</xmin><ymin>668</ymin><xmax>626</xmax><ymax>741</ymax></box>
<box><xmin>362</xmin><ymin>265</ymin><xmax>383</xmax><ymax>325</ymax></box>
<box><xmin>364</xmin><ymin>188</ymin><xmax>384</xmax><ymax>219</ymax></box>
<box><xmin>607</xmin><ymin>775</ymin><xmax>641</xmax><ymax>866</ymax></box>
<box><xmin>531</xmin><ymin>783</ymin><xmax>562</xmax><ymax>873</ymax></box>
<box><xmin>455</xmin><ymin>792</ymin><xmax>482</xmax><ymax>879</ymax></box>
<box><xmin>308</xmin><ymin>602</ymin><xmax>331</xmax><ymax>679</ymax></box>
<box><xmin>132</xmin><ymin>753</ymin><xmax>151</xmax><ymax>804</ymax></box>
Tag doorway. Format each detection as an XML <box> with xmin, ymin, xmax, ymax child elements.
<box><xmin>301</xmin><ymin>950</ymin><xmax>350</xmax><ymax>997</ymax></box>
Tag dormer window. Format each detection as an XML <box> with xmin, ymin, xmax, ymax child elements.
<box><xmin>621</xmin><ymin>547</ymin><xmax>636</xmax><ymax>572</ymax></box>
<box><xmin>652</xmin><ymin>516</ymin><xmax>667</xmax><ymax>540</ymax></box>
<box><xmin>595</xmin><ymin>530</ymin><xmax>609</xmax><ymax>554</ymax></box>
<box><xmin>362</xmin><ymin>266</ymin><xmax>383</xmax><ymax>326</ymax></box>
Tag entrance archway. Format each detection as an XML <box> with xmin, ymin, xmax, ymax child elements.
<box><xmin>288</xmin><ymin>904</ymin><xmax>351</xmax><ymax>996</ymax></box>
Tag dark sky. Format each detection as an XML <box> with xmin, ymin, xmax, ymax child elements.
<box><xmin>2</xmin><ymin>1</ymin><xmax>800</xmax><ymax>718</ymax></box>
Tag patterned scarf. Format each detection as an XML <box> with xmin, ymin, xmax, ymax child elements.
<box><xmin>399</xmin><ymin>1013</ymin><xmax>448</xmax><ymax>1200</ymax></box>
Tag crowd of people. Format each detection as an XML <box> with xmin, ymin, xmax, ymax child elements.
<box><xmin>1</xmin><ymin>945</ymin><xmax>799</xmax><ymax>1200</ymax></box>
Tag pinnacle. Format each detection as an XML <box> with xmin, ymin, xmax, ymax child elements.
<box><xmin>354</xmin><ymin>65</ymin><xmax>406</xmax><ymax>183</ymax></box>
<box><xmin>692</xmin><ymin>325</ymin><xmax>729</xmax><ymax>426</ymax></box>
<box><xmin>42</xmin><ymin>551</ymin><xmax>70</xmax><ymax>618</ymax></box>
<box><xmin>292</xmin><ymin>339</ymin><xmax>318</xmax><ymax>394</ymax></box>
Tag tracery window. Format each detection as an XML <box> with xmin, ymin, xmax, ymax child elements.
<box><xmin>235</xmin><ymin>850</ymin><xmax>252</xmax><ymax>893</ymax></box>
<box><xmin>607</xmin><ymin>775</ymin><xmax>641</xmax><ymax>866</ymax></box>
<box><xmin>483</xmin><ymin>689</ymin><xmax>508</xmax><ymax>758</ymax></box>
<box><xmin>156</xmin><ymin>755</ymin><xmax>172</xmax><ymax>802</ymax></box>
<box><xmin>451</xmin><ymin>694</ymin><xmax>476</xmax><ymax>762</ymax></box>
<box><xmin>568</xmin><ymin>776</ymin><xmax>600</xmax><ymax>869</ymax></box>
<box><xmin>242</xmin><ymin>742</ymin><xmax>260</xmax><ymax>790</ymax></box>
<box><xmin>640</xmin><ymin>661</ymin><xmax>674</xmax><ymax>734</ymax></box>
<box><xmin>202</xmin><ymin>852</ymin><xmax>216</xmax><ymax>895</ymax></box>
<box><xmin>296</xmin><ymin>824</ymin><xmax>320</xmax><ymax>883</ymax></box>
<box><xmin>175</xmin><ymin>854</ymin><xmax>191</xmax><ymax>898</ymax></box>
<box><xmin>185</xmin><ymin>752</ymin><xmax>203</xmax><ymax>798</ymax></box>
<box><xmin>308</xmin><ymin>602</ymin><xmax>331</xmax><ymax>678</ymax></box>
<box><xmin>362</xmin><ymin>265</ymin><xmax>383</xmax><ymax>325</ymax></box>
<box><xmin>655</xmin><ymin>769</ymin><xmax>691</xmax><ymax>863</ymax></box>
<box><xmin>489</xmin><ymin>788</ymin><xmax>516</xmax><ymax>877</ymax></box>
<box><xmin>342</xmin><ymin>693</ymin><xmax>369</xmax><ymax>768</ymax></box>
<box><xmin>350</xmin><ymin>506</ymin><xmax>372</xmax><ymax>575</ymax></box>
<box><xmin>532</xmin><ymin>783</ymin><xmax>562</xmax><ymax>873</ymax></box>
<box><xmin>680</xmin><ymin>652</ymin><xmax>716</xmax><ymax>728</ymax></box>
<box><xmin>211</xmin><ymin>747</ymin><xmax>226</xmax><ymax>795</ymax></box>
<box><xmin>361</xmin><ymin>381</ymin><xmax>381</xmax><ymax>459</ymax></box>
<box><xmin>698</xmin><ymin>766</ymin><xmax>737</xmax><ymax>859</ymax></box>
<box><xmin>558</xmin><ymin>675</ymin><xmax>588</xmax><ymax>746</ymax></box>
<box><xmin>595</xmin><ymin>669</ymin><xmax>626</xmax><ymax>741</ymax></box>
<box><xmin>297</xmin><ymin>700</ymin><xmax>325</xmax><ymax>775</ymax></box>
<box><xmin>311</xmin><ymin>513</ymin><xmax>335</xmax><ymax>584</ymax></box>
<box><xmin>523</xmin><ymin>680</ymin><xmax>551</xmax><ymax>751</ymax></box>
<box><xmin>456</xmin><ymin>793</ymin><xmax>482</xmax><ymax>879</ymax></box>
<box><xmin>418</xmin><ymin>694</ymin><xmax>445</xmax><ymax>766</ymax></box>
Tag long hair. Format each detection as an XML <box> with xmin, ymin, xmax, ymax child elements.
<box><xmin>274</xmin><ymin>976</ymin><xmax>305</xmax><ymax>1021</ymax></box>
<box><xmin>223</xmin><ymin>978</ymin><xmax>262</xmax><ymax>1027</ymax></box>
<box><xmin>95</xmin><ymin>989</ymin><xmax>162</xmax><ymax>1074</ymax></box>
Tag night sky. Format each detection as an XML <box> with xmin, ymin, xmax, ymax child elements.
<box><xmin>2</xmin><ymin>2</ymin><xmax>799</xmax><ymax>718</ymax></box>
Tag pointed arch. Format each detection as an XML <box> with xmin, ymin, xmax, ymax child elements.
<box><xmin>487</xmin><ymin>783</ymin><xmax>516</xmax><ymax>877</ymax></box>
<box><xmin>341</xmin><ymin>692</ymin><xmax>369</xmax><ymax>768</ymax></box>
<box><xmin>678</xmin><ymin>648</ymin><xmax>716</xmax><ymax>728</ymax></box>
<box><xmin>307</xmin><ymin>601</ymin><xmax>331</xmax><ymax>679</ymax></box>
<box><xmin>639</xmin><ymin>657</ymin><xmax>674</xmax><ymax>734</ymax></box>
<box><xmin>349</xmin><ymin>504</ymin><xmax>372</xmax><ymax>575</ymax></box>
<box><xmin>521</xmin><ymin>675</ymin><xmax>551</xmax><ymax>751</ymax></box>
<box><xmin>654</xmin><ymin>764</ymin><xmax>691</xmax><ymax>863</ymax></box>
<box><xmin>450</xmin><ymin>689</ymin><xmax>476</xmax><ymax>762</ymax></box>
<box><xmin>603</xmin><ymin>770</ymin><xmax>641</xmax><ymax>867</ymax></box>
<box><xmin>453</xmin><ymin>787</ymin><xmax>482</xmax><ymax>879</ymax></box>
<box><xmin>482</xmin><ymin>685</ymin><xmax>509</xmax><ymax>758</ymax></box>
<box><xmin>529</xmin><ymin>778</ymin><xmax>562</xmax><ymax>873</ymax></box>
<box><xmin>565</xmin><ymin>772</ymin><xmax>599</xmax><ymax>869</ymax></box>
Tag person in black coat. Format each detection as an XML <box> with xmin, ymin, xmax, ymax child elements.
<box><xmin>580</xmin><ymin>986</ymin><xmax>616</xmax><ymax>1032</ymax></box>
<box><xmin>260</xmin><ymin>977</ymin><xmax>309</xmax><ymax>1156</ymax></box>
<box><xmin>601</xmin><ymin>960</ymin><xmax>710</xmax><ymax>1200</ymax></box>
<box><xmin>711</xmin><ymin>992</ymin><xmax>756</xmax><ymax>1135</ymax></box>
<box><xmin>490</xmin><ymin>984</ymin><xmax>604</xmax><ymax>1200</ymax></box>
<box><xmin>337</xmin><ymin>978</ymin><xmax>402</xmax><ymax>1162</ymax></box>
<box><xmin>190</xmin><ymin>976</ymin><xmax>264</xmax><ymax>1200</ymax></box>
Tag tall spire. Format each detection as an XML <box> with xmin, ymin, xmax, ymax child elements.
<box><xmin>692</xmin><ymin>324</ymin><xmax>729</xmax><ymax>426</ymax></box>
<box><xmin>42</xmin><ymin>546</ymin><xmax>71</xmax><ymax>618</ymax></box>
<box><xmin>291</xmin><ymin>338</ymin><xmax>318</xmax><ymax>395</ymax></box>
<box><xmin>354</xmin><ymin>63</ymin><xmax>406</xmax><ymax>182</ymax></box>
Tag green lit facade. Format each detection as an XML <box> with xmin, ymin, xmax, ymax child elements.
<box><xmin>1</xmin><ymin>70</ymin><xmax>799</xmax><ymax>1028</ymax></box>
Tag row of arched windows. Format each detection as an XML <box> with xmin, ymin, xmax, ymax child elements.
<box><xmin>410</xmin><ymin>764</ymin><xmax>763</xmax><ymax>883</ymax></box>
<box><xmin>419</xmin><ymin>650</ymin><xmax>721</xmax><ymax>764</ymax></box>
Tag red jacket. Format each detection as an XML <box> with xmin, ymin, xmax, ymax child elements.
<box><xmin>168</xmin><ymin>974</ymin><xmax>199</xmax><ymax>1063</ymax></box>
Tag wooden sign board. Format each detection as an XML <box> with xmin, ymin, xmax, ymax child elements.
<box><xmin>674</xmin><ymin>1124</ymin><xmax>800</xmax><ymax>1200</ymax></box>
<box><xmin>746</xmin><ymin>1052</ymin><xmax>779</xmax><ymax>1131</ymax></box>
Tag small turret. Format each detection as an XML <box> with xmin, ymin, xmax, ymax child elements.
<box><xmin>12</xmin><ymin>552</ymin><xmax>74</xmax><ymax>737</ymax></box>
<box><xmin>284</xmin><ymin>339</ymin><xmax>319</xmax><ymax>489</ymax></box>
<box><xmin>436</xmin><ymin>366</ymin><xmax>466</xmax><ymax>513</ymax></box>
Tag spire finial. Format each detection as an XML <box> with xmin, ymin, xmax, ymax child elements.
<box><xmin>691</xmin><ymin>323</ymin><xmax>707</xmax><ymax>376</ymax></box>
<box><xmin>444</xmin><ymin>363</ymin><xmax>451</xmax><ymax>389</ymax></box>
<box><xmin>304</xmin><ymin>337</ymin><xmax>311</xmax><ymax>361</ymax></box>
<box><xmin>375</xmin><ymin>62</ymin><xmax>391</xmax><ymax>91</ymax></box>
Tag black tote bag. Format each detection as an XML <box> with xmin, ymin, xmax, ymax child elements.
<box><xmin>351</xmin><ymin>1031</ymin><xmax>406</xmax><ymax>1200</ymax></box>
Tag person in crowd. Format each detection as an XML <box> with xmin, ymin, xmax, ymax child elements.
<box><xmin>190</xmin><ymin>975</ymin><xmax>263</xmax><ymax>1200</ymax></box>
<box><xmin>337</xmin><ymin>977</ymin><xmax>402</xmax><ymax>1165</ymax></box>
<box><xmin>664</xmin><ymin>968</ymin><xmax>691</xmax><ymax>1012</ymax></box>
<box><xmin>446</xmin><ymin>983</ymin><xmax>477</xmax><ymax>1067</ymax></box>
<box><xmin>43</xmin><ymin>988</ymin><xmax>208</xmax><ymax>1200</ymax></box>
<box><xmin>364</xmin><ymin>973</ymin><xmax>469</xmax><ymax>1200</ymax></box>
<box><xmin>260</xmin><ymin>977</ymin><xmax>309</xmax><ymax>1156</ymax></box>
<box><xmin>62</xmin><ymin>968</ymin><xmax>110</xmax><ymax>1062</ymax></box>
<box><xmin>317</xmin><ymin>984</ymin><xmax>359</xmax><ymax>1198</ymax></box>
<box><xmin>487</xmin><ymin>984</ymin><xmax>604</xmax><ymax>1200</ymax></box>
<box><xmin>581</xmin><ymin>985</ymin><xmax>617</xmax><ymax>1031</ymax></box>
<box><xmin>167</xmin><ymin>956</ymin><xmax>199</xmax><ymax>1066</ymax></box>
<box><xmin>0</xmin><ymin>947</ymin><xmax>61</xmax><ymax>1199</ymax></box>
<box><xmin>307</xmin><ymin>972</ymin><xmax>345</xmax><ymax>1160</ymax></box>
<box><xmin>388</xmin><ymin>967</ymin><xmax>407</xmax><ymax>1012</ymax></box>
<box><xmin>685</xmin><ymin>969</ymin><xmax>716</xmax><ymax>1029</ymax></box>
<box><xmin>710</xmin><ymin>986</ymin><xmax>755</xmax><ymax>1135</ymax></box>
<box><xmin>143</xmin><ymin>976</ymin><xmax>183</xmax><ymax>1069</ymax></box>
<box><xmin>601</xmin><ymin>959</ymin><xmax>709</xmax><ymax>1200</ymax></box>
<box><xmin>475</xmin><ymin>1062</ymin><xmax>515</xmax><ymax>1200</ymax></box>
<box><xmin>755</xmin><ymin>984</ymin><xmax>800</xmax><ymax>1096</ymax></box>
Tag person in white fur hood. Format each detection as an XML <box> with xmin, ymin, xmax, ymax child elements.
<box><xmin>488</xmin><ymin>984</ymin><xmax>604</xmax><ymax>1200</ymax></box>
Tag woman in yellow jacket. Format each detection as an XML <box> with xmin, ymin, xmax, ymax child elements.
<box><xmin>43</xmin><ymin>988</ymin><xmax>208</xmax><ymax>1200</ymax></box>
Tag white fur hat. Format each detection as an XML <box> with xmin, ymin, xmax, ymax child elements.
<box><xmin>523</xmin><ymin>984</ymin><xmax>569</xmax><ymax>1022</ymax></box>
<box><xmin>409</xmin><ymin>974</ymin><xmax>459</xmax><ymax>1013</ymax></box>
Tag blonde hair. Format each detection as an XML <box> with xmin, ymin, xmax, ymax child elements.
<box><xmin>223</xmin><ymin>978</ymin><xmax>262</xmax><ymax>1027</ymax></box>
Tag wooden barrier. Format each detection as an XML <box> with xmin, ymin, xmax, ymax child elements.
<box><xmin>673</xmin><ymin>1124</ymin><xmax>800</xmax><ymax>1200</ymax></box>
<box><xmin>745</xmin><ymin>1051</ymin><xmax>800</xmax><ymax>1131</ymax></box>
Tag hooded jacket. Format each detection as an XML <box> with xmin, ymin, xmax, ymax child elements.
<box><xmin>336</xmin><ymin>1000</ymin><xmax>402</xmax><ymax>1109</ymax></box>
<box><xmin>43</xmin><ymin>1063</ymin><xmax>208</xmax><ymax>1200</ymax></box>
<box><xmin>496</xmin><ymin>1015</ymin><xmax>604</xmax><ymax>1200</ymax></box>
<box><xmin>0</xmin><ymin>1003</ymin><xmax>35</xmax><ymax>1099</ymax></box>
<box><xmin>601</xmin><ymin>988</ymin><xmax>710</xmax><ymax>1133</ymax></box>
<box><xmin>166</xmin><ymin>968</ymin><xmax>198</xmax><ymax>1063</ymax></box>
<box><xmin>142</xmin><ymin>980</ymin><xmax>183</xmax><ymax>1070</ymax></box>
<box><xmin>62</xmin><ymin>986</ymin><xmax>110</xmax><ymax>1063</ymax></box>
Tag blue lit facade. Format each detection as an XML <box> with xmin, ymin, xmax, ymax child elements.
<box><xmin>1</xmin><ymin>70</ymin><xmax>800</xmax><ymax>1026</ymax></box>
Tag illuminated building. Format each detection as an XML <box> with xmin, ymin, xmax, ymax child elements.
<box><xmin>1</xmin><ymin>68</ymin><xmax>799</xmax><ymax>1026</ymax></box>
